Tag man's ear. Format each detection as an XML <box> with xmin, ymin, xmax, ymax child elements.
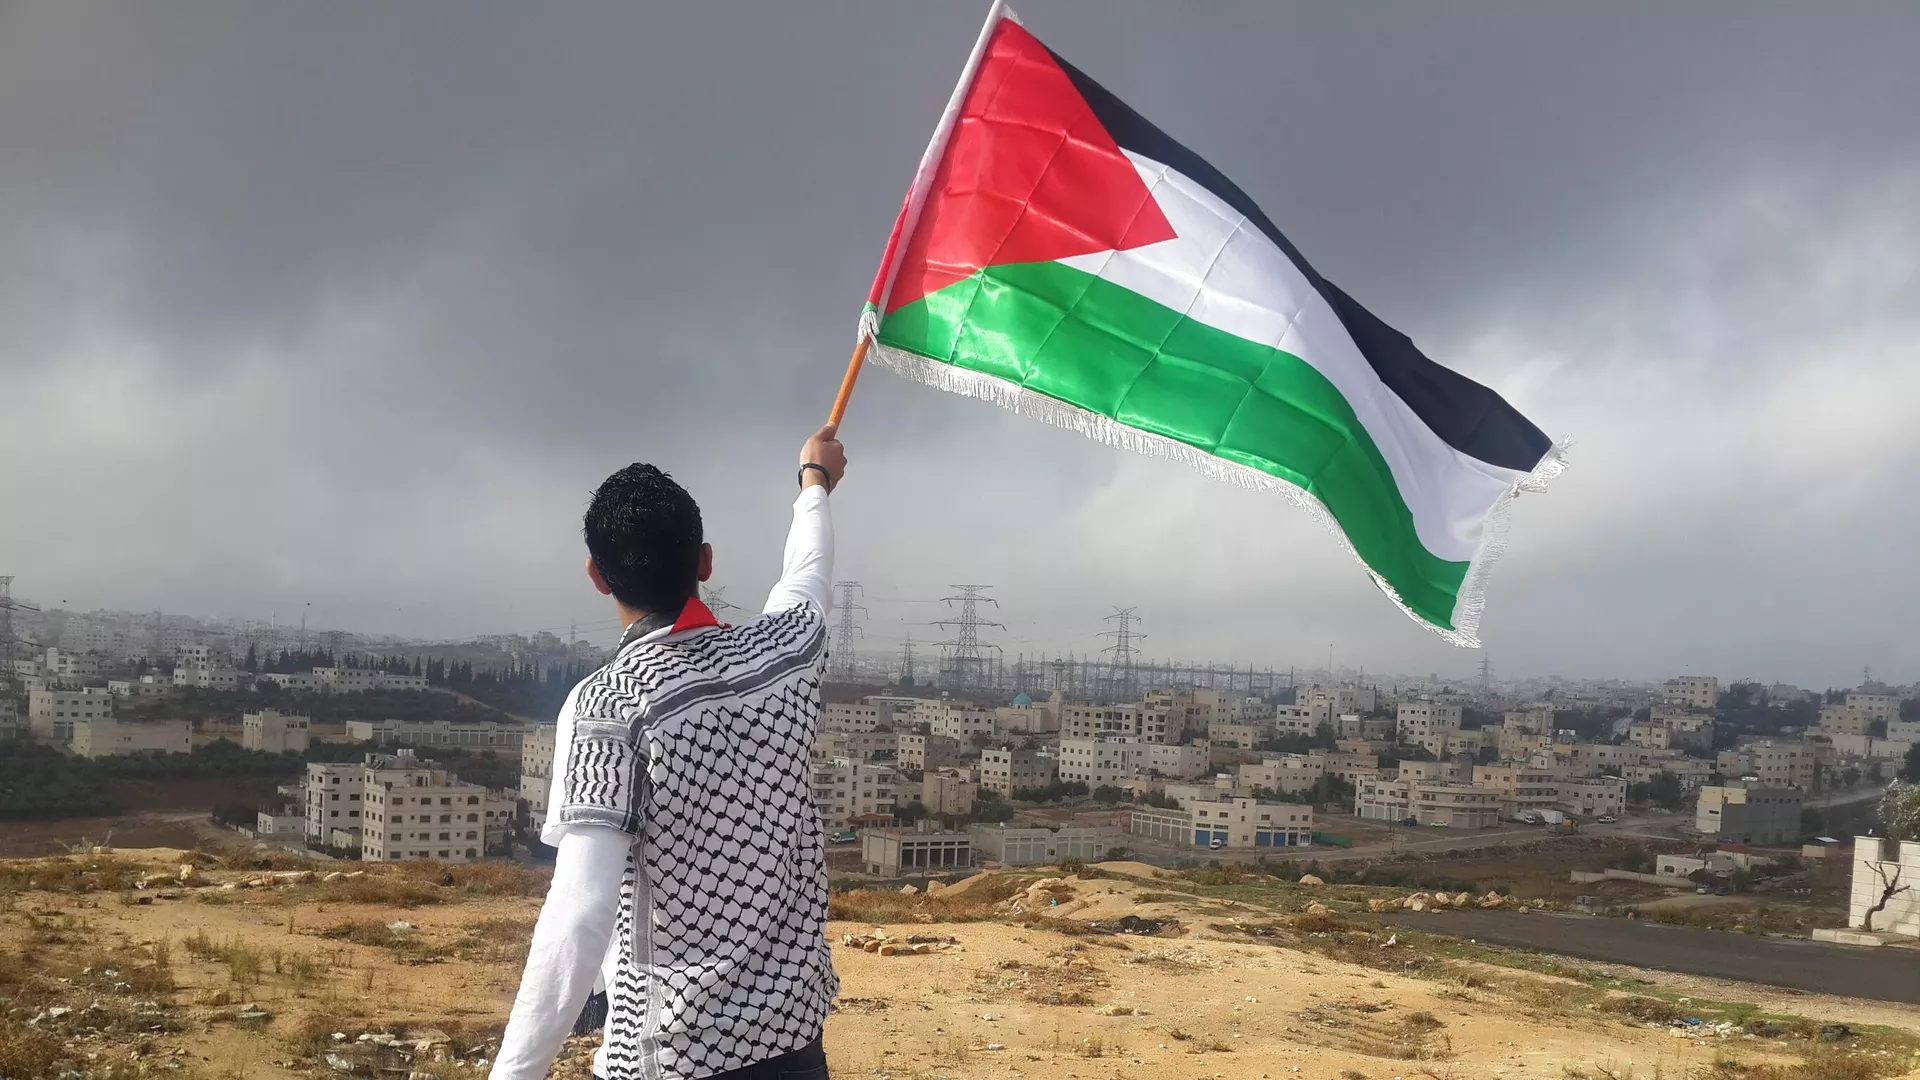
<box><xmin>586</xmin><ymin>557</ymin><xmax>614</xmax><ymax>597</ymax></box>
<box><xmin>697</xmin><ymin>543</ymin><xmax>714</xmax><ymax>583</ymax></box>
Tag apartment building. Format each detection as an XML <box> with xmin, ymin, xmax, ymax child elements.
<box><xmin>1718</xmin><ymin>740</ymin><xmax>1814</xmax><ymax>790</ymax></box>
<box><xmin>73</xmin><ymin>718</ymin><xmax>191</xmax><ymax>759</ymax></box>
<box><xmin>1358</xmin><ymin>776</ymin><xmax>1500</xmax><ymax>828</ymax></box>
<box><xmin>924</xmin><ymin>703</ymin><xmax>996</xmax><ymax>742</ymax></box>
<box><xmin>28</xmin><ymin>687</ymin><xmax>113</xmax><ymax>742</ymax></box>
<box><xmin>361</xmin><ymin>751</ymin><xmax>510</xmax><ymax>863</ymax></box>
<box><xmin>979</xmin><ymin>747</ymin><xmax>1056</xmax><ymax>796</ymax></box>
<box><xmin>106</xmin><ymin>676</ymin><xmax>171</xmax><ymax>698</ymax></box>
<box><xmin>1471</xmin><ymin>764</ymin><xmax>1561</xmax><ymax>819</ymax></box>
<box><xmin>1316</xmin><ymin>749</ymin><xmax>1381</xmax><ymax>787</ymax></box>
<box><xmin>1238</xmin><ymin>753</ymin><xmax>1324</xmax><ymax>795</ymax></box>
<box><xmin>810</xmin><ymin>757</ymin><xmax>899</xmax><ymax>829</ymax></box>
<box><xmin>1271</xmin><ymin>704</ymin><xmax>1316</xmax><ymax>737</ymax></box>
<box><xmin>344</xmin><ymin>718</ymin><xmax>526</xmax><ymax>750</ymax></box>
<box><xmin>520</xmin><ymin>724</ymin><xmax>556</xmax><ymax>833</ymax></box>
<box><xmin>824</xmin><ymin>701</ymin><xmax>892</xmax><ymax>732</ymax></box>
<box><xmin>259</xmin><ymin>672</ymin><xmax>322</xmax><ymax>692</ymax></box>
<box><xmin>242</xmin><ymin>709</ymin><xmax>311</xmax><ymax>754</ymax></box>
<box><xmin>1142</xmin><ymin>741</ymin><xmax>1210</xmax><ymax>780</ymax></box>
<box><xmin>1662</xmin><ymin>676</ymin><xmax>1720</xmax><ymax>713</ymax></box>
<box><xmin>896</xmin><ymin>733</ymin><xmax>964</xmax><ymax>772</ymax></box>
<box><xmin>173</xmin><ymin>645</ymin><xmax>244</xmax><ymax>690</ymax></box>
<box><xmin>305</xmin><ymin>761</ymin><xmax>365</xmax><ymax>842</ymax></box>
<box><xmin>1696</xmin><ymin>783</ymin><xmax>1803</xmax><ymax>845</ymax></box>
<box><xmin>921</xmin><ymin>770</ymin><xmax>979</xmax><ymax>815</ymax></box>
<box><xmin>42</xmin><ymin>648</ymin><xmax>103</xmax><ymax>687</ymax></box>
<box><xmin>1057</xmin><ymin>737</ymin><xmax>1140</xmax><ymax>786</ymax></box>
<box><xmin>1396</xmin><ymin>700</ymin><xmax>1463</xmax><ymax>744</ymax></box>
<box><xmin>1558</xmin><ymin>776</ymin><xmax>1628</xmax><ymax>818</ymax></box>
<box><xmin>1623</xmin><ymin>757</ymin><xmax>1715</xmax><ymax>789</ymax></box>
<box><xmin>1060</xmin><ymin>704</ymin><xmax>1134</xmax><ymax>740</ymax></box>
<box><xmin>812</xmin><ymin>729</ymin><xmax>897</xmax><ymax>762</ymax></box>
<box><xmin>1206</xmin><ymin>719</ymin><xmax>1266</xmax><ymax>750</ymax></box>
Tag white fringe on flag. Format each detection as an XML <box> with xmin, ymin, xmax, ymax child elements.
<box><xmin>864</xmin><ymin>332</ymin><xmax>1569</xmax><ymax>649</ymax></box>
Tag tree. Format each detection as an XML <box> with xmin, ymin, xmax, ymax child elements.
<box><xmin>1902</xmin><ymin>698</ymin><xmax>1920</xmax><ymax>724</ymax></box>
<box><xmin>1628</xmin><ymin>770</ymin><xmax>1684</xmax><ymax>811</ymax></box>
<box><xmin>1860</xmin><ymin>781</ymin><xmax>1917</xmax><ymax>933</ymax></box>
<box><xmin>1903</xmin><ymin>743</ymin><xmax>1920</xmax><ymax>784</ymax></box>
<box><xmin>1840</xmin><ymin>766</ymin><xmax>1862</xmax><ymax>790</ymax></box>
<box><xmin>1091</xmin><ymin>785</ymin><xmax>1127</xmax><ymax>805</ymax></box>
<box><xmin>1309</xmin><ymin>722</ymin><xmax>1337</xmax><ymax>750</ymax></box>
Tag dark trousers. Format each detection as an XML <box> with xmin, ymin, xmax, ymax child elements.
<box><xmin>594</xmin><ymin>1037</ymin><xmax>828</xmax><ymax>1080</ymax></box>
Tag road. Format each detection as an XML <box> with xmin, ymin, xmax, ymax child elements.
<box><xmin>1372</xmin><ymin>908</ymin><xmax>1920</xmax><ymax>1004</ymax></box>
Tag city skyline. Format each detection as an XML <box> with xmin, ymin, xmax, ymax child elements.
<box><xmin>4</xmin><ymin>5</ymin><xmax>1916</xmax><ymax>690</ymax></box>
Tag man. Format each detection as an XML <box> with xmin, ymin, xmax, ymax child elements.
<box><xmin>492</xmin><ymin>424</ymin><xmax>848</xmax><ymax>1080</ymax></box>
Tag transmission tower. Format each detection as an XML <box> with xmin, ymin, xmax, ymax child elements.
<box><xmin>899</xmin><ymin>634</ymin><xmax>918</xmax><ymax>687</ymax></box>
<box><xmin>831</xmin><ymin>582</ymin><xmax>866</xmax><ymax>680</ymax></box>
<box><xmin>700</xmin><ymin>586</ymin><xmax>740</xmax><ymax>621</ymax></box>
<box><xmin>1098</xmin><ymin>607</ymin><xmax>1144</xmax><ymax>702</ymax></box>
<box><xmin>1479</xmin><ymin>653</ymin><xmax>1492</xmax><ymax>692</ymax></box>
<box><xmin>934</xmin><ymin>585</ymin><xmax>1003</xmax><ymax>690</ymax></box>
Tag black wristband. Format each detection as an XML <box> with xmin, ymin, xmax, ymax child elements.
<box><xmin>798</xmin><ymin>463</ymin><xmax>832</xmax><ymax>491</ymax></box>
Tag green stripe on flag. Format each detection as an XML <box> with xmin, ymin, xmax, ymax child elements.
<box><xmin>878</xmin><ymin>260</ymin><xmax>1470</xmax><ymax>628</ymax></box>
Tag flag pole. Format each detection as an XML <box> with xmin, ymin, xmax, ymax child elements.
<box><xmin>826</xmin><ymin>335</ymin><xmax>871</xmax><ymax>428</ymax></box>
<box><xmin>829</xmin><ymin>0</ymin><xmax>1007</xmax><ymax>427</ymax></box>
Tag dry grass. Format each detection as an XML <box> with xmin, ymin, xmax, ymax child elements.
<box><xmin>0</xmin><ymin>855</ymin><xmax>144</xmax><ymax>894</ymax></box>
<box><xmin>0</xmin><ymin>1025</ymin><xmax>64</xmax><ymax>1079</ymax></box>
<box><xmin>828</xmin><ymin>875</ymin><xmax>1032</xmax><ymax>924</ymax></box>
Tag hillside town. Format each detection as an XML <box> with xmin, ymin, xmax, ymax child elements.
<box><xmin>4</xmin><ymin>596</ymin><xmax>1919</xmax><ymax>943</ymax></box>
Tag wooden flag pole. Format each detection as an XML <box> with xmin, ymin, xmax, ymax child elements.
<box><xmin>826</xmin><ymin>334</ymin><xmax>871</xmax><ymax>428</ymax></box>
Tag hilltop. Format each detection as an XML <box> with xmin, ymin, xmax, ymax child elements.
<box><xmin>2</xmin><ymin>849</ymin><xmax>1917</xmax><ymax>1080</ymax></box>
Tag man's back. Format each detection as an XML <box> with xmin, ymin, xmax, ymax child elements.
<box><xmin>492</xmin><ymin>438</ymin><xmax>846</xmax><ymax>1080</ymax></box>
<box><xmin>559</xmin><ymin>605</ymin><xmax>837</xmax><ymax>1079</ymax></box>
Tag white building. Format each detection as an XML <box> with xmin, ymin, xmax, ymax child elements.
<box><xmin>895</xmin><ymin>733</ymin><xmax>963</xmax><ymax>772</ymax></box>
<box><xmin>255</xmin><ymin>810</ymin><xmax>306</xmax><ymax>838</ymax></box>
<box><xmin>312</xmin><ymin>667</ymin><xmax>430</xmax><ymax>694</ymax></box>
<box><xmin>1558</xmin><ymin>775</ymin><xmax>1628</xmax><ymax>818</ymax></box>
<box><xmin>1057</xmin><ymin>737</ymin><xmax>1140</xmax><ymax>787</ymax></box>
<box><xmin>43</xmin><ymin>648</ymin><xmax>104</xmax><ymax>687</ymax></box>
<box><xmin>1695</xmin><ymin>783</ymin><xmax>1803</xmax><ymax>844</ymax></box>
<box><xmin>924</xmin><ymin>702</ymin><xmax>997</xmax><ymax>742</ymax></box>
<box><xmin>360</xmin><ymin>750</ymin><xmax>507</xmax><ymax>863</ymax></box>
<box><xmin>1143</xmin><ymin>742</ymin><xmax>1210</xmax><ymax>780</ymax></box>
<box><xmin>28</xmin><ymin>687</ymin><xmax>113</xmax><ymax>742</ymax></box>
<box><xmin>812</xmin><ymin>729</ymin><xmax>897</xmax><ymax>762</ymax></box>
<box><xmin>1848</xmin><ymin>837</ymin><xmax>1920</xmax><ymax>938</ymax></box>
<box><xmin>243</xmin><ymin>709</ymin><xmax>311</xmax><ymax>754</ymax></box>
<box><xmin>106</xmin><ymin>676</ymin><xmax>171</xmax><ymax>698</ymax></box>
<box><xmin>1133</xmin><ymin>797</ymin><xmax>1314</xmax><ymax>849</ymax></box>
<box><xmin>520</xmin><ymin>724</ymin><xmax>556</xmax><ymax>834</ymax></box>
<box><xmin>1662</xmin><ymin>676</ymin><xmax>1720</xmax><ymax>713</ymax></box>
<box><xmin>921</xmin><ymin>770</ymin><xmax>979</xmax><ymax>815</ymax></box>
<box><xmin>824</xmin><ymin>701</ymin><xmax>891</xmax><ymax>732</ymax></box>
<box><xmin>1239</xmin><ymin>753</ymin><xmax>1324</xmax><ymax>795</ymax></box>
<box><xmin>1396</xmin><ymin>700</ymin><xmax>1463</xmax><ymax>746</ymax></box>
<box><xmin>259</xmin><ymin>672</ymin><xmax>322</xmax><ymax>692</ymax></box>
<box><xmin>979</xmin><ymin>747</ymin><xmax>1056</xmax><ymax>796</ymax></box>
<box><xmin>809</xmin><ymin>757</ymin><xmax>899</xmax><ymax>829</ymax></box>
<box><xmin>345</xmin><ymin>718</ymin><xmax>526</xmax><ymax>749</ymax></box>
<box><xmin>73</xmin><ymin>718</ymin><xmax>192</xmax><ymax>759</ymax></box>
<box><xmin>305</xmin><ymin>761</ymin><xmax>366</xmax><ymax>842</ymax></box>
<box><xmin>971</xmin><ymin>824</ymin><xmax>1119</xmax><ymax>866</ymax></box>
<box><xmin>1717</xmin><ymin>740</ymin><xmax>1815</xmax><ymax>790</ymax></box>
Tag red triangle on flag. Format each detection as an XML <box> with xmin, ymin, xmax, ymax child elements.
<box><xmin>883</xmin><ymin>20</ymin><xmax>1177</xmax><ymax>315</ymax></box>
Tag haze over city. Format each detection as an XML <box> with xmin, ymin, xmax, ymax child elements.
<box><xmin>4</xmin><ymin>3</ymin><xmax>1917</xmax><ymax>688</ymax></box>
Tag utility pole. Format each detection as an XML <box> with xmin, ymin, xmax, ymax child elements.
<box><xmin>934</xmin><ymin>585</ymin><xmax>1002</xmax><ymax>690</ymax></box>
<box><xmin>1098</xmin><ymin>607</ymin><xmax>1143</xmax><ymax>703</ymax></box>
<box><xmin>1</xmin><ymin>576</ymin><xmax>40</xmax><ymax>692</ymax></box>
<box><xmin>831</xmin><ymin>582</ymin><xmax>866</xmax><ymax>681</ymax></box>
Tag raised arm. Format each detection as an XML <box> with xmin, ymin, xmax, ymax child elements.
<box><xmin>764</xmin><ymin>423</ymin><xmax>846</xmax><ymax>615</ymax></box>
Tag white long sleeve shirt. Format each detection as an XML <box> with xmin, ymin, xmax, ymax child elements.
<box><xmin>492</xmin><ymin>486</ymin><xmax>836</xmax><ymax>1080</ymax></box>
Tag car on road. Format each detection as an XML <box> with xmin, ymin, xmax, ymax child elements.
<box><xmin>1596</xmin><ymin>815</ymin><xmax>1618</xmax><ymax>824</ymax></box>
<box><xmin>828</xmin><ymin>830</ymin><xmax>857</xmax><ymax>845</ymax></box>
<box><xmin>1428</xmin><ymin>820</ymin><xmax>1449</xmax><ymax>828</ymax></box>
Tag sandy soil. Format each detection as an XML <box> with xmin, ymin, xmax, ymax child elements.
<box><xmin>4</xmin><ymin>851</ymin><xmax>1917</xmax><ymax>1080</ymax></box>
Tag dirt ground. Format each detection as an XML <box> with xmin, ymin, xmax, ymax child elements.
<box><xmin>4</xmin><ymin>849</ymin><xmax>1918</xmax><ymax>1080</ymax></box>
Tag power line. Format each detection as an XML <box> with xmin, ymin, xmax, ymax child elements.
<box><xmin>899</xmin><ymin>634</ymin><xmax>918</xmax><ymax>687</ymax></box>
<box><xmin>832</xmin><ymin>582</ymin><xmax>866</xmax><ymax>680</ymax></box>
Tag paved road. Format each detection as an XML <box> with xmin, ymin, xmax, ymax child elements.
<box><xmin>1372</xmin><ymin>909</ymin><xmax>1920</xmax><ymax>1004</ymax></box>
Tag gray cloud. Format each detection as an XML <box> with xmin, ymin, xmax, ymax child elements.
<box><xmin>3</xmin><ymin>1</ymin><xmax>1916</xmax><ymax>688</ymax></box>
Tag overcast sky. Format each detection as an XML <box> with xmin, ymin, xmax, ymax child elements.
<box><xmin>3</xmin><ymin>2</ymin><xmax>1917</xmax><ymax>689</ymax></box>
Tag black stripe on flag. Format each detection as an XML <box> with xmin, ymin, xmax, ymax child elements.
<box><xmin>1046</xmin><ymin>47</ymin><xmax>1553</xmax><ymax>475</ymax></box>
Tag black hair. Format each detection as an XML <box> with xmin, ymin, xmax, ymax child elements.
<box><xmin>583</xmin><ymin>464</ymin><xmax>704</xmax><ymax>613</ymax></box>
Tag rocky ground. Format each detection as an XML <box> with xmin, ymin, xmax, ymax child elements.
<box><xmin>2</xmin><ymin>848</ymin><xmax>1917</xmax><ymax>1080</ymax></box>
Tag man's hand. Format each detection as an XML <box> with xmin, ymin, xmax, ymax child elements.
<box><xmin>800</xmin><ymin>423</ymin><xmax>847</xmax><ymax>492</ymax></box>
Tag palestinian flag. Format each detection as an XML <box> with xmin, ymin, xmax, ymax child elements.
<box><xmin>862</xmin><ymin>4</ymin><xmax>1565</xmax><ymax>645</ymax></box>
